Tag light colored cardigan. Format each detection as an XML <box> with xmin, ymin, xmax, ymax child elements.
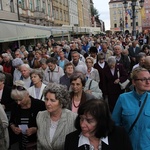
<box><xmin>36</xmin><ymin>109</ymin><xmax>77</xmax><ymax>150</ymax></box>
<box><xmin>27</xmin><ymin>83</ymin><xmax>46</xmax><ymax>101</ymax></box>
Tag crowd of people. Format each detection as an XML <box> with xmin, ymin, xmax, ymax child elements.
<box><xmin>0</xmin><ymin>33</ymin><xmax>150</xmax><ymax>150</ymax></box>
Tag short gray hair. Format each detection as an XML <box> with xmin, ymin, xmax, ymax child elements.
<box><xmin>43</xmin><ymin>83</ymin><xmax>70</xmax><ymax>108</ymax></box>
<box><xmin>30</xmin><ymin>69</ymin><xmax>43</xmax><ymax>80</ymax></box>
<box><xmin>107</xmin><ymin>56</ymin><xmax>116</xmax><ymax>65</ymax></box>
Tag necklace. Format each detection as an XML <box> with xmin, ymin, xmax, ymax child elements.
<box><xmin>72</xmin><ymin>97</ymin><xmax>80</xmax><ymax>108</ymax></box>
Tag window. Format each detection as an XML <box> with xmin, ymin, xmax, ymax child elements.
<box><xmin>114</xmin><ymin>23</ymin><xmax>117</xmax><ymax>28</ymax></box>
<box><xmin>42</xmin><ymin>1</ymin><xmax>46</xmax><ymax>13</ymax></box>
<box><xmin>0</xmin><ymin>0</ymin><xmax>2</xmax><ymax>10</ymax></box>
<box><xmin>19</xmin><ymin>0</ymin><xmax>25</xmax><ymax>9</ymax></box>
<box><xmin>131</xmin><ymin>22</ymin><xmax>133</xmax><ymax>26</ymax></box>
<box><xmin>29</xmin><ymin>0</ymin><xmax>33</xmax><ymax>11</ymax></box>
<box><xmin>36</xmin><ymin>0</ymin><xmax>40</xmax><ymax>11</ymax></box>
<box><xmin>136</xmin><ymin>22</ymin><xmax>138</xmax><ymax>26</ymax></box>
<box><xmin>48</xmin><ymin>4</ymin><xmax>50</xmax><ymax>16</ymax></box>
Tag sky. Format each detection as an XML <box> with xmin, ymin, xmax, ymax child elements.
<box><xmin>93</xmin><ymin>0</ymin><xmax>110</xmax><ymax>30</ymax></box>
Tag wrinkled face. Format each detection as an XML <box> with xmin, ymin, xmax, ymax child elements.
<box><xmin>20</xmin><ymin>67</ymin><xmax>30</xmax><ymax>78</ymax></box>
<box><xmin>65</xmin><ymin>65</ymin><xmax>74</xmax><ymax>75</ymax></box>
<box><xmin>133</xmin><ymin>71</ymin><xmax>150</xmax><ymax>94</ymax></box>
<box><xmin>59</xmin><ymin>51</ymin><xmax>65</xmax><ymax>58</ymax></box>
<box><xmin>71</xmin><ymin>78</ymin><xmax>83</xmax><ymax>94</ymax></box>
<box><xmin>72</xmin><ymin>53</ymin><xmax>80</xmax><ymax>63</ymax></box>
<box><xmin>41</xmin><ymin>63</ymin><xmax>47</xmax><ymax>70</ymax></box>
<box><xmin>80</xmin><ymin>113</ymin><xmax>97</xmax><ymax>138</ymax></box>
<box><xmin>102</xmin><ymin>45</ymin><xmax>107</xmax><ymax>53</ymax></box>
<box><xmin>86</xmin><ymin>59</ymin><xmax>93</xmax><ymax>68</ymax></box>
<box><xmin>139</xmin><ymin>57</ymin><xmax>146</xmax><ymax>66</ymax></box>
<box><xmin>3</xmin><ymin>56</ymin><xmax>9</xmax><ymax>62</ymax></box>
<box><xmin>108</xmin><ymin>63</ymin><xmax>116</xmax><ymax>69</ymax></box>
<box><xmin>35</xmin><ymin>53</ymin><xmax>41</xmax><ymax>59</ymax></box>
<box><xmin>47</xmin><ymin>62</ymin><xmax>56</xmax><ymax>71</ymax></box>
<box><xmin>114</xmin><ymin>46</ymin><xmax>121</xmax><ymax>55</ymax></box>
<box><xmin>15</xmin><ymin>52</ymin><xmax>22</xmax><ymax>58</ymax></box>
<box><xmin>99</xmin><ymin>58</ymin><xmax>105</xmax><ymax>64</ymax></box>
<box><xmin>30</xmin><ymin>73</ymin><xmax>41</xmax><ymax>85</ymax></box>
<box><xmin>45</xmin><ymin>92</ymin><xmax>61</xmax><ymax>113</ymax></box>
<box><xmin>14</xmin><ymin>93</ymin><xmax>29</xmax><ymax>108</ymax></box>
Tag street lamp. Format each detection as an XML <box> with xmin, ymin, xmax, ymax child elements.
<box><xmin>123</xmin><ymin>0</ymin><xmax>144</xmax><ymax>39</ymax></box>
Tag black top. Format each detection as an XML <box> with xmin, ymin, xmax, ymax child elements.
<box><xmin>65</xmin><ymin>126</ymin><xmax>133</xmax><ymax>150</ymax></box>
<box><xmin>9</xmin><ymin>96</ymin><xmax>46</xmax><ymax>143</ymax></box>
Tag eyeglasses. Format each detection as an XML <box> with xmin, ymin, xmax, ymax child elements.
<box><xmin>134</xmin><ymin>78</ymin><xmax>150</xmax><ymax>82</ymax></box>
<box><xmin>12</xmin><ymin>85</ymin><xmax>26</xmax><ymax>91</ymax></box>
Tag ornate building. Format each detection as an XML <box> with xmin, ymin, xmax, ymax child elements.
<box><xmin>109</xmin><ymin>0</ymin><xmax>143</xmax><ymax>34</ymax></box>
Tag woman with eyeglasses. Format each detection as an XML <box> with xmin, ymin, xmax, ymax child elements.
<box><xmin>9</xmin><ymin>80</ymin><xmax>46</xmax><ymax>150</ymax></box>
<box><xmin>36</xmin><ymin>83</ymin><xmax>77</xmax><ymax>150</ymax></box>
<box><xmin>65</xmin><ymin>99</ymin><xmax>132</xmax><ymax>150</ymax></box>
<box><xmin>112</xmin><ymin>67</ymin><xmax>150</xmax><ymax>150</ymax></box>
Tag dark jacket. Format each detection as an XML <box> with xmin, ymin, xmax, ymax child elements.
<box><xmin>0</xmin><ymin>85</ymin><xmax>14</xmax><ymax>112</ymax></box>
<box><xmin>9</xmin><ymin>97</ymin><xmax>46</xmax><ymax>143</ymax></box>
<box><xmin>64</xmin><ymin>126</ymin><xmax>132</xmax><ymax>150</ymax></box>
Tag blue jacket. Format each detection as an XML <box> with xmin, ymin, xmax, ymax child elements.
<box><xmin>112</xmin><ymin>90</ymin><xmax>150</xmax><ymax>150</ymax></box>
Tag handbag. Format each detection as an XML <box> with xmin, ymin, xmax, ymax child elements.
<box><xmin>128</xmin><ymin>93</ymin><xmax>148</xmax><ymax>134</ymax></box>
<box><xmin>117</xmin><ymin>69</ymin><xmax>130</xmax><ymax>90</ymax></box>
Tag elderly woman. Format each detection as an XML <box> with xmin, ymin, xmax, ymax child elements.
<box><xmin>65</xmin><ymin>99</ymin><xmax>132</xmax><ymax>150</ymax></box>
<box><xmin>0</xmin><ymin>72</ymin><xmax>13</xmax><ymax>112</ymax></box>
<box><xmin>9</xmin><ymin>80</ymin><xmax>46</xmax><ymax>150</ymax></box>
<box><xmin>60</xmin><ymin>62</ymin><xmax>75</xmax><ymax>90</ymax></box>
<box><xmin>36</xmin><ymin>83</ymin><xmax>77</xmax><ymax>150</ymax></box>
<box><xmin>0</xmin><ymin>104</ymin><xmax>9</xmax><ymax>150</ymax></box>
<box><xmin>85</xmin><ymin>56</ymin><xmax>100</xmax><ymax>83</ymax></box>
<box><xmin>2</xmin><ymin>53</ymin><xmax>14</xmax><ymax>74</ymax></box>
<box><xmin>28</xmin><ymin>69</ymin><xmax>46</xmax><ymax>101</ymax></box>
<box><xmin>104</xmin><ymin>56</ymin><xmax>128</xmax><ymax>112</ymax></box>
<box><xmin>12</xmin><ymin>58</ymin><xmax>24</xmax><ymax>82</ymax></box>
<box><xmin>69</xmin><ymin>71</ymin><xmax>95</xmax><ymax>113</ymax></box>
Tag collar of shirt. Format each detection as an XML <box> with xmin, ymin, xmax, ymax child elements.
<box><xmin>78</xmin><ymin>133</ymin><xmax>109</xmax><ymax>148</ymax></box>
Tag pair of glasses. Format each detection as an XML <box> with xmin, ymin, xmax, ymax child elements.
<box><xmin>134</xmin><ymin>78</ymin><xmax>150</xmax><ymax>82</ymax></box>
<box><xmin>12</xmin><ymin>85</ymin><xmax>26</xmax><ymax>91</ymax></box>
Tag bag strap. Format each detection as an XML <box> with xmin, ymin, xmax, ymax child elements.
<box><xmin>128</xmin><ymin>93</ymin><xmax>148</xmax><ymax>134</ymax></box>
<box><xmin>88</xmin><ymin>79</ymin><xmax>93</xmax><ymax>90</ymax></box>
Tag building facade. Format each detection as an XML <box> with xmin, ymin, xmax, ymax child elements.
<box><xmin>109</xmin><ymin>0</ymin><xmax>142</xmax><ymax>34</ymax></box>
<box><xmin>142</xmin><ymin>0</ymin><xmax>150</xmax><ymax>31</ymax></box>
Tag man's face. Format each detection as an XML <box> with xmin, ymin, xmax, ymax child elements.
<box><xmin>72</xmin><ymin>53</ymin><xmax>80</xmax><ymax>63</ymax></box>
<box><xmin>20</xmin><ymin>67</ymin><xmax>30</xmax><ymax>78</ymax></box>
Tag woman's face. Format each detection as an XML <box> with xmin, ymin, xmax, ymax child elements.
<box><xmin>71</xmin><ymin>78</ymin><xmax>83</xmax><ymax>94</ymax></box>
<box><xmin>80</xmin><ymin>113</ymin><xmax>97</xmax><ymax>138</ymax></box>
<box><xmin>45</xmin><ymin>92</ymin><xmax>61</xmax><ymax>113</ymax></box>
<box><xmin>86</xmin><ymin>59</ymin><xmax>93</xmax><ymax>68</ymax></box>
<box><xmin>65</xmin><ymin>65</ymin><xmax>74</xmax><ymax>75</ymax></box>
<box><xmin>30</xmin><ymin>73</ymin><xmax>41</xmax><ymax>85</ymax></box>
<box><xmin>14</xmin><ymin>93</ymin><xmax>30</xmax><ymax>108</ymax></box>
<box><xmin>108</xmin><ymin>63</ymin><xmax>116</xmax><ymax>69</ymax></box>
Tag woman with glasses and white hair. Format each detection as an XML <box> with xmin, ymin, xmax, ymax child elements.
<box><xmin>112</xmin><ymin>67</ymin><xmax>150</xmax><ymax>150</ymax></box>
<box><xmin>9</xmin><ymin>80</ymin><xmax>46</xmax><ymax>150</ymax></box>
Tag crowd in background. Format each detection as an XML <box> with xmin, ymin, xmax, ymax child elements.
<box><xmin>0</xmin><ymin>32</ymin><xmax>150</xmax><ymax>150</ymax></box>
